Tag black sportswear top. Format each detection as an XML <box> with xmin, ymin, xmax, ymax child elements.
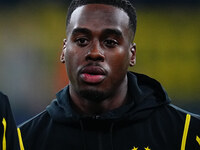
<box><xmin>19</xmin><ymin>72</ymin><xmax>200</xmax><ymax>150</ymax></box>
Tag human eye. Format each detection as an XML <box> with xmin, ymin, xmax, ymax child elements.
<box><xmin>103</xmin><ymin>39</ymin><xmax>119</xmax><ymax>48</ymax></box>
<box><xmin>74</xmin><ymin>37</ymin><xmax>89</xmax><ymax>47</ymax></box>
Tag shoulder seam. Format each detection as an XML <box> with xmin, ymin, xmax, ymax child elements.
<box><xmin>169</xmin><ymin>104</ymin><xmax>200</xmax><ymax>119</ymax></box>
<box><xmin>18</xmin><ymin>110</ymin><xmax>48</xmax><ymax>127</ymax></box>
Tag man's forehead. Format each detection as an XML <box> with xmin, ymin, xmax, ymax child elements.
<box><xmin>68</xmin><ymin>4</ymin><xmax>129</xmax><ymax>31</ymax></box>
<box><xmin>74</xmin><ymin>3</ymin><xmax>120</xmax><ymax>12</ymax></box>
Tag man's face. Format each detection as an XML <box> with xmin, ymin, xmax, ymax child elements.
<box><xmin>62</xmin><ymin>4</ymin><xmax>136</xmax><ymax>102</ymax></box>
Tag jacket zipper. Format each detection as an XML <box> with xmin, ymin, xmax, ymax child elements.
<box><xmin>93</xmin><ymin>115</ymin><xmax>103</xmax><ymax>150</ymax></box>
<box><xmin>98</xmin><ymin>132</ymin><xmax>103</xmax><ymax>150</ymax></box>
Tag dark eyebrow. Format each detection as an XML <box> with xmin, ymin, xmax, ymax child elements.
<box><xmin>102</xmin><ymin>29</ymin><xmax>123</xmax><ymax>38</ymax></box>
<box><xmin>71</xmin><ymin>28</ymin><xmax>123</xmax><ymax>38</ymax></box>
<box><xmin>71</xmin><ymin>28</ymin><xmax>92</xmax><ymax>36</ymax></box>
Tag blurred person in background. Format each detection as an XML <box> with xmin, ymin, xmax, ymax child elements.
<box><xmin>0</xmin><ymin>92</ymin><xmax>21</xmax><ymax>150</ymax></box>
<box><xmin>18</xmin><ymin>0</ymin><xmax>200</xmax><ymax>150</ymax></box>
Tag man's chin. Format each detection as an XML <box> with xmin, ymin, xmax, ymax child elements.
<box><xmin>79</xmin><ymin>89</ymin><xmax>109</xmax><ymax>103</ymax></box>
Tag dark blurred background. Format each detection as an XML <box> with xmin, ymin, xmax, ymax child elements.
<box><xmin>0</xmin><ymin>0</ymin><xmax>200</xmax><ymax>125</ymax></box>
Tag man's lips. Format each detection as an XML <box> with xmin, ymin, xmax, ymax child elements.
<box><xmin>80</xmin><ymin>66</ymin><xmax>106</xmax><ymax>84</ymax></box>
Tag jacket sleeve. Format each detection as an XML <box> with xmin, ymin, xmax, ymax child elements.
<box><xmin>0</xmin><ymin>92</ymin><xmax>21</xmax><ymax>150</ymax></box>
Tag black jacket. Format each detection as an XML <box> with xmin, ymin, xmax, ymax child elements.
<box><xmin>0</xmin><ymin>92</ymin><xmax>21</xmax><ymax>150</ymax></box>
<box><xmin>19</xmin><ymin>72</ymin><xmax>200</xmax><ymax>150</ymax></box>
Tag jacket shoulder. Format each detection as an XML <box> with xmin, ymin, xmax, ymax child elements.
<box><xmin>18</xmin><ymin>110</ymin><xmax>51</xmax><ymax>138</ymax></box>
<box><xmin>167</xmin><ymin>104</ymin><xmax>200</xmax><ymax>149</ymax></box>
<box><xmin>0</xmin><ymin>92</ymin><xmax>9</xmax><ymax>113</ymax></box>
<box><xmin>168</xmin><ymin>104</ymin><xmax>200</xmax><ymax>120</ymax></box>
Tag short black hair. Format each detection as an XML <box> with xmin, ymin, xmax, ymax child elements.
<box><xmin>66</xmin><ymin>0</ymin><xmax>137</xmax><ymax>36</ymax></box>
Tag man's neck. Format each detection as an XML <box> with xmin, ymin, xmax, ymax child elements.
<box><xmin>69</xmin><ymin>77</ymin><xmax>128</xmax><ymax>116</ymax></box>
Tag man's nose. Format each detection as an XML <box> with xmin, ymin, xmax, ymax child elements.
<box><xmin>85</xmin><ymin>42</ymin><xmax>105</xmax><ymax>62</ymax></box>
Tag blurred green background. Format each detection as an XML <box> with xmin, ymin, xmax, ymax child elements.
<box><xmin>0</xmin><ymin>1</ymin><xmax>199</xmax><ymax>124</ymax></box>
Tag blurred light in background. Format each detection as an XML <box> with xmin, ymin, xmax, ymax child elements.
<box><xmin>0</xmin><ymin>1</ymin><xmax>199</xmax><ymax>125</ymax></box>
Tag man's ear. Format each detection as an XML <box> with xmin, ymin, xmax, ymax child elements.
<box><xmin>129</xmin><ymin>43</ymin><xmax>136</xmax><ymax>67</ymax></box>
<box><xmin>60</xmin><ymin>39</ymin><xmax>67</xmax><ymax>63</ymax></box>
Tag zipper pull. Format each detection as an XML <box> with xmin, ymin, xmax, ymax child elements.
<box><xmin>93</xmin><ymin>115</ymin><xmax>101</xmax><ymax>119</ymax></box>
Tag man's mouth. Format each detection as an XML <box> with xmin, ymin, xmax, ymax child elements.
<box><xmin>80</xmin><ymin>66</ymin><xmax>106</xmax><ymax>84</ymax></box>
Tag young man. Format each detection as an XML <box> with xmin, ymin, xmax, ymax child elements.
<box><xmin>19</xmin><ymin>0</ymin><xmax>200</xmax><ymax>150</ymax></box>
<box><xmin>0</xmin><ymin>92</ymin><xmax>21</xmax><ymax>150</ymax></box>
